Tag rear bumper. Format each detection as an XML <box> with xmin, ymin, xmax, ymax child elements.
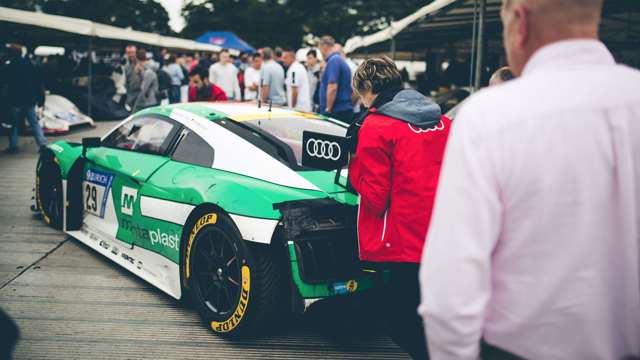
<box><xmin>274</xmin><ymin>198</ymin><xmax>381</xmax><ymax>299</ymax></box>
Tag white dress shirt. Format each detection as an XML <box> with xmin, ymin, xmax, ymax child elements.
<box><xmin>419</xmin><ymin>40</ymin><xmax>640</xmax><ymax>360</ymax></box>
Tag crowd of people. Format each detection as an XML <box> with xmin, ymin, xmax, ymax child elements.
<box><xmin>2</xmin><ymin>0</ymin><xmax>639</xmax><ymax>359</ymax></box>
<box><xmin>120</xmin><ymin>35</ymin><xmax>361</xmax><ymax>122</ymax></box>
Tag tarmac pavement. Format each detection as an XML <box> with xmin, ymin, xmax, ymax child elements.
<box><xmin>0</xmin><ymin>122</ymin><xmax>410</xmax><ymax>359</ymax></box>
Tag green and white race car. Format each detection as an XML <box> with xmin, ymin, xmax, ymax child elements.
<box><xmin>34</xmin><ymin>102</ymin><xmax>375</xmax><ymax>335</ymax></box>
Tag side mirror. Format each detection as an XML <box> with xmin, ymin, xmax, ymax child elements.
<box><xmin>82</xmin><ymin>137</ymin><xmax>101</xmax><ymax>157</ymax></box>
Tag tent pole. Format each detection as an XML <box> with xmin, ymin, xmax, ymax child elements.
<box><xmin>474</xmin><ymin>0</ymin><xmax>486</xmax><ymax>90</ymax></box>
<box><xmin>390</xmin><ymin>37</ymin><xmax>396</xmax><ymax>60</ymax></box>
<box><xmin>88</xmin><ymin>37</ymin><xmax>93</xmax><ymax>117</ymax></box>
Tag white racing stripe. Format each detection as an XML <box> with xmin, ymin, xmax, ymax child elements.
<box><xmin>229</xmin><ymin>214</ymin><xmax>279</xmax><ymax>244</ymax></box>
<box><xmin>140</xmin><ymin>196</ymin><xmax>195</xmax><ymax>225</ymax></box>
<box><xmin>140</xmin><ymin>196</ymin><xmax>278</xmax><ymax>244</ymax></box>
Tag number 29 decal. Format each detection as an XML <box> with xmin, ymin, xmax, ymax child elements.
<box><xmin>83</xmin><ymin>169</ymin><xmax>114</xmax><ymax>218</ymax></box>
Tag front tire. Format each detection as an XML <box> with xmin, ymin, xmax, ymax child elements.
<box><xmin>36</xmin><ymin>150</ymin><xmax>64</xmax><ymax>230</ymax></box>
<box><xmin>183</xmin><ymin>212</ymin><xmax>284</xmax><ymax>336</ymax></box>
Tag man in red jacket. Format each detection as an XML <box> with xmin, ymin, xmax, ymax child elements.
<box><xmin>348</xmin><ymin>57</ymin><xmax>451</xmax><ymax>359</ymax></box>
<box><xmin>188</xmin><ymin>66</ymin><xmax>227</xmax><ymax>102</ymax></box>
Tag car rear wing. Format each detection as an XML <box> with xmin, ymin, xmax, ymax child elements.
<box><xmin>301</xmin><ymin>131</ymin><xmax>350</xmax><ymax>189</ymax></box>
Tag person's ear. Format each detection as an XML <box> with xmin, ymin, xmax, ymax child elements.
<box><xmin>514</xmin><ymin>5</ymin><xmax>530</xmax><ymax>50</ymax></box>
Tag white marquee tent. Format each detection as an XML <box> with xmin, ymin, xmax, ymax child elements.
<box><xmin>0</xmin><ymin>6</ymin><xmax>232</xmax><ymax>54</ymax></box>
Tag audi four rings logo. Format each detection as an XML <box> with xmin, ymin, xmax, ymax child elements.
<box><xmin>306</xmin><ymin>138</ymin><xmax>342</xmax><ymax>161</ymax></box>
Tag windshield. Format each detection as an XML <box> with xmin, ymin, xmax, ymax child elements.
<box><xmin>242</xmin><ymin>116</ymin><xmax>347</xmax><ymax>166</ymax></box>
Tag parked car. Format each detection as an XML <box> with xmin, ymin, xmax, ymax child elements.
<box><xmin>39</xmin><ymin>93</ymin><xmax>95</xmax><ymax>135</ymax></box>
<box><xmin>34</xmin><ymin>102</ymin><xmax>375</xmax><ymax>336</ymax></box>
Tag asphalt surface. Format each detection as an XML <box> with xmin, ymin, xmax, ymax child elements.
<box><xmin>0</xmin><ymin>121</ymin><xmax>410</xmax><ymax>359</ymax></box>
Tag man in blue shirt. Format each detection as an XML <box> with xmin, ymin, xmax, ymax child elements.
<box><xmin>318</xmin><ymin>36</ymin><xmax>354</xmax><ymax>123</ymax></box>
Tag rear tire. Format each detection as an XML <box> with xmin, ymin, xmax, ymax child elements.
<box><xmin>36</xmin><ymin>150</ymin><xmax>64</xmax><ymax>230</ymax></box>
<box><xmin>183</xmin><ymin>212</ymin><xmax>285</xmax><ymax>336</ymax></box>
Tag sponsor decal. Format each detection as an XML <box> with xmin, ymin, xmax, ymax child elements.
<box><xmin>407</xmin><ymin>120</ymin><xmax>445</xmax><ymax>134</ymax></box>
<box><xmin>83</xmin><ymin>169</ymin><xmax>114</xmax><ymax>218</ymax></box>
<box><xmin>120</xmin><ymin>218</ymin><xmax>179</xmax><ymax>251</ymax></box>
<box><xmin>149</xmin><ymin>229</ymin><xmax>179</xmax><ymax>251</ymax></box>
<box><xmin>330</xmin><ymin>280</ymin><xmax>359</xmax><ymax>295</ymax></box>
<box><xmin>301</xmin><ymin>131</ymin><xmax>348</xmax><ymax>171</ymax></box>
<box><xmin>211</xmin><ymin>265</ymin><xmax>251</xmax><ymax>333</ymax></box>
<box><xmin>346</xmin><ymin>280</ymin><xmax>358</xmax><ymax>293</ymax></box>
<box><xmin>121</xmin><ymin>218</ymin><xmax>149</xmax><ymax>241</ymax></box>
<box><xmin>306</xmin><ymin>138</ymin><xmax>341</xmax><ymax>161</ymax></box>
<box><xmin>49</xmin><ymin>144</ymin><xmax>64</xmax><ymax>153</ymax></box>
<box><xmin>120</xmin><ymin>186</ymin><xmax>138</xmax><ymax>216</ymax></box>
<box><xmin>184</xmin><ymin>213</ymin><xmax>218</xmax><ymax>281</ymax></box>
<box><xmin>121</xmin><ymin>253</ymin><xmax>135</xmax><ymax>265</ymax></box>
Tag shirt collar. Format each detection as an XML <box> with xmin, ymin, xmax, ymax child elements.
<box><xmin>327</xmin><ymin>51</ymin><xmax>340</xmax><ymax>61</ymax></box>
<box><xmin>522</xmin><ymin>39</ymin><xmax>615</xmax><ymax>76</ymax></box>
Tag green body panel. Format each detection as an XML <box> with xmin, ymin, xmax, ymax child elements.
<box><xmin>287</xmin><ymin>243</ymin><xmax>375</xmax><ymax>298</ymax></box>
<box><xmin>146</xmin><ymin>161</ymin><xmax>333</xmax><ymax>219</ymax></box>
<box><xmin>297</xmin><ymin>170</ymin><xmax>359</xmax><ymax>206</ymax></box>
<box><xmin>86</xmin><ymin>161</ymin><xmax>183</xmax><ymax>263</ymax></box>
<box><xmin>86</xmin><ymin>147</ymin><xmax>170</xmax><ymax>183</ymax></box>
<box><xmin>47</xmin><ymin>141</ymin><xmax>82</xmax><ymax>179</ymax></box>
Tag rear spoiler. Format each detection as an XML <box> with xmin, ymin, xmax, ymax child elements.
<box><xmin>301</xmin><ymin>131</ymin><xmax>350</xmax><ymax>189</ymax></box>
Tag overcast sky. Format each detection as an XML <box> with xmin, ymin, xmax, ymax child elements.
<box><xmin>159</xmin><ymin>0</ymin><xmax>186</xmax><ymax>32</ymax></box>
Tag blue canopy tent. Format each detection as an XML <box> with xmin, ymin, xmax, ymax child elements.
<box><xmin>196</xmin><ymin>31</ymin><xmax>255</xmax><ymax>53</ymax></box>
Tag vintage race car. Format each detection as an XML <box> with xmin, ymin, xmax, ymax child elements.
<box><xmin>35</xmin><ymin>102</ymin><xmax>374</xmax><ymax>335</ymax></box>
<box><xmin>39</xmin><ymin>94</ymin><xmax>95</xmax><ymax>135</ymax></box>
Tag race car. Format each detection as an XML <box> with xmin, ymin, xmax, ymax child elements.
<box><xmin>34</xmin><ymin>102</ymin><xmax>374</xmax><ymax>336</ymax></box>
<box><xmin>39</xmin><ymin>94</ymin><xmax>95</xmax><ymax>135</ymax></box>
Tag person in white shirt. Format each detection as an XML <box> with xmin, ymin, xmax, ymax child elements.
<box><xmin>419</xmin><ymin>0</ymin><xmax>640</xmax><ymax>359</ymax></box>
<box><xmin>282</xmin><ymin>49</ymin><xmax>311</xmax><ymax>112</ymax></box>
<box><xmin>244</xmin><ymin>53</ymin><xmax>262</xmax><ymax>101</ymax></box>
<box><xmin>209</xmin><ymin>49</ymin><xmax>241</xmax><ymax>101</ymax></box>
<box><xmin>306</xmin><ymin>49</ymin><xmax>321</xmax><ymax>111</ymax></box>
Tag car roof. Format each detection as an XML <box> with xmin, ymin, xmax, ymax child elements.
<box><xmin>138</xmin><ymin>102</ymin><xmax>333</xmax><ymax>124</ymax></box>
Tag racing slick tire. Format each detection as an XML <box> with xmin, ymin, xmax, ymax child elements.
<box><xmin>35</xmin><ymin>150</ymin><xmax>64</xmax><ymax>230</ymax></box>
<box><xmin>184</xmin><ymin>211</ymin><xmax>284</xmax><ymax>336</ymax></box>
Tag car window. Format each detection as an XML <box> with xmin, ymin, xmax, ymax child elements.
<box><xmin>245</xmin><ymin>117</ymin><xmax>347</xmax><ymax>165</ymax></box>
<box><xmin>171</xmin><ymin>129</ymin><xmax>214</xmax><ymax>167</ymax></box>
<box><xmin>103</xmin><ymin>116</ymin><xmax>177</xmax><ymax>155</ymax></box>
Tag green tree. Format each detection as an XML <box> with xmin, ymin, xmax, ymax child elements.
<box><xmin>181</xmin><ymin>0</ymin><xmax>429</xmax><ymax>48</ymax></box>
<box><xmin>1</xmin><ymin>0</ymin><xmax>172</xmax><ymax>35</ymax></box>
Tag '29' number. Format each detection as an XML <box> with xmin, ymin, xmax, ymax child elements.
<box><xmin>85</xmin><ymin>183</ymin><xmax>98</xmax><ymax>212</ymax></box>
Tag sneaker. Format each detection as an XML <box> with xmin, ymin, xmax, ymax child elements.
<box><xmin>3</xmin><ymin>147</ymin><xmax>19</xmax><ymax>154</ymax></box>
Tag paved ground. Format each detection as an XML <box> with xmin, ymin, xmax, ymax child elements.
<box><xmin>0</xmin><ymin>123</ymin><xmax>409</xmax><ymax>359</ymax></box>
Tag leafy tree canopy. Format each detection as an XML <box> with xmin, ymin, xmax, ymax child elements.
<box><xmin>181</xmin><ymin>0</ymin><xmax>429</xmax><ymax>48</ymax></box>
<box><xmin>1</xmin><ymin>0</ymin><xmax>172</xmax><ymax>35</ymax></box>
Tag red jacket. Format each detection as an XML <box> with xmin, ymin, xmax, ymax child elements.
<box><xmin>349</xmin><ymin>90</ymin><xmax>451</xmax><ymax>263</ymax></box>
<box><xmin>188</xmin><ymin>84</ymin><xmax>228</xmax><ymax>102</ymax></box>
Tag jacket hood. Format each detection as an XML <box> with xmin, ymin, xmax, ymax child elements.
<box><xmin>374</xmin><ymin>89</ymin><xmax>441</xmax><ymax>128</ymax></box>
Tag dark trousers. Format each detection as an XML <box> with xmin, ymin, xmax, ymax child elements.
<box><xmin>379</xmin><ymin>263</ymin><xmax>428</xmax><ymax>360</ymax></box>
<box><xmin>169</xmin><ymin>85</ymin><xmax>181</xmax><ymax>104</ymax></box>
<box><xmin>328</xmin><ymin>109</ymin><xmax>354</xmax><ymax>124</ymax></box>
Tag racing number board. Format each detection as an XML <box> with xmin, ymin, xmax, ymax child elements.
<box><xmin>302</xmin><ymin>131</ymin><xmax>348</xmax><ymax>171</ymax></box>
<box><xmin>83</xmin><ymin>169</ymin><xmax>114</xmax><ymax>218</ymax></box>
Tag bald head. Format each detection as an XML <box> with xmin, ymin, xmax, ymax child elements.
<box><xmin>501</xmin><ymin>0</ymin><xmax>603</xmax><ymax>75</ymax></box>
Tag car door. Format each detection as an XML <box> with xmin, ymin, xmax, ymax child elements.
<box><xmin>82</xmin><ymin>114</ymin><xmax>181</xmax><ymax>250</ymax></box>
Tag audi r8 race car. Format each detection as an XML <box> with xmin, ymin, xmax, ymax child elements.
<box><xmin>34</xmin><ymin>102</ymin><xmax>374</xmax><ymax>336</ymax></box>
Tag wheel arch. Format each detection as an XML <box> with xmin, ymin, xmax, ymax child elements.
<box><xmin>179</xmin><ymin>203</ymin><xmax>236</xmax><ymax>291</ymax></box>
